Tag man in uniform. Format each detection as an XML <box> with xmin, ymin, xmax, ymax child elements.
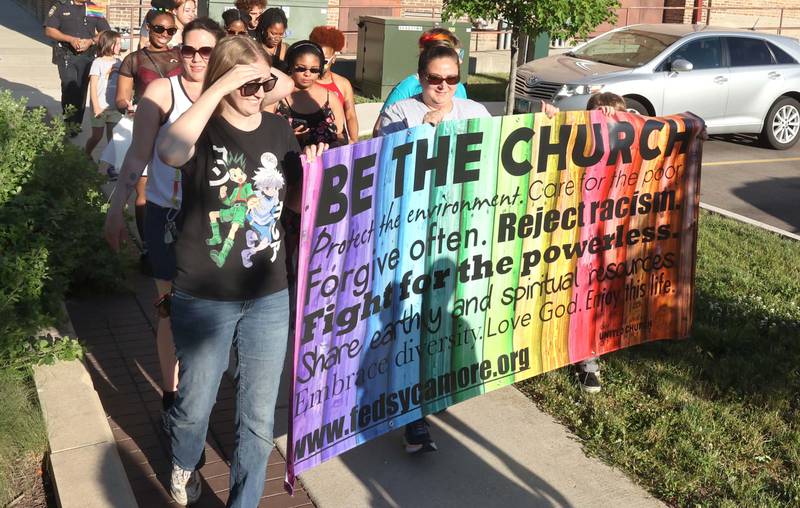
<box><xmin>44</xmin><ymin>0</ymin><xmax>110</xmax><ymax>131</ymax></box>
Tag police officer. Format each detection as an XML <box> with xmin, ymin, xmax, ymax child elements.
<box><xmin>44</xmin><ymin>0</ymin><xmax>110</xmax><ymax>131</ymax></box>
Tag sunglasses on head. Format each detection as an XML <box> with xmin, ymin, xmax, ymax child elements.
<box><xmin>150</xmin><ymin>24</ymin><xmax>178</xmax><ymax>36</ymax></box>
<box><xmin>239</xmin><ymin>74</ymin><xmax>279</xmax><ymax>96</ymax></box>
<box><xmin>425</xmin><ymin>73</ymin><xmax>460</xmax><ymax>86</ymax></box>
<box><xmin>180</xmin><ymin>45</ymin><xmax>213</xmax><ymax>60</ymax></box>
<box><xmin>227</xmin><ymin>29</ymin><xmax>247</xmax><ymax>36</ymax></box>
<box><xmin>292</xmin><ymin>65</ymin><xmax>321</xmax><ymax>74</ymax></box>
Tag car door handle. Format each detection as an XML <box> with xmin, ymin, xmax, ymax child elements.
<box><xmin>768</xmin><ymin>71</ymin><xmax>781</xmax><ymax>79</ymax></box>
<box><xmin>713</xmin><ymin>76</ymin><xmax>728</xmax><ymax>84</ymax></box>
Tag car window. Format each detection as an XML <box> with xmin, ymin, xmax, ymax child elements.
<box><xmin>571</xmin><ymin>29</ymin><xmax>680</xmax><ymax>68</ymax></box>
<box><xmin>768</xmin><ymin>42</ymin><xmax>797</xmax><ymax>64</ymax></box>
<box><xmin>666</xmin><ymin>37</ymin><xmax>722</xmax><ymax>70</ymax></box>
<box><xmin>727</xmin><ymin>37</ymin><xmax>774</xmax><ymax>67</ymax></box>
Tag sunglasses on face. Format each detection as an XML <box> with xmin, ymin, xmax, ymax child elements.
<box><xmin>293</xmin><ymin>66</ymin><xmax>321</xmax><ymax>75</ymax></box>
<box><xmin>150</xmin><ymin>24</ymin><xmax>178</xmax><ymax>36</ymax></box>
<box><xmin>180</xmin><ymin>45</ymin><xmax>213</xmax><ymax>60</ymax></box>
<box><xmin>239</xmin><ymin>74</ymin><xmax>279</xmax><ymax>96</ymax></box>
<box><xmin>425</xmin><ymin>73</ymin><xmax>460</xmax><ymax>86</ymax></box>
<box><xmin>227</xmin><ymin>30</ymin><xmax>247</xmax><ymax>36</ymax></box>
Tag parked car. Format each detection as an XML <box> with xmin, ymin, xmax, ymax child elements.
<box><xmin>513</xmin><ymin>24</ymin><xmax>800</xmax><ymax>149</ymax></box>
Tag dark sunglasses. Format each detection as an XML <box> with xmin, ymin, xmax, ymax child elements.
<box><xmin>292</xmin><ymin>65</ymin><xmax>321</xmax><ymax>75</ymax></box>
<box><xmin>180</xmin><ymin>45</ymin><xmax>213</xmax><ymax>60</ymax></box>
<box><xmin>425</xmin><ymin>73</ymin><xmax>460</xmax><ymax>86</ymax></box>
<box><xmin>227</xmin><ymin>30</ymin><xmax>247</xmax><ymax>36</ymax></box>
<box><xmin>150</xmin><ymin>24</ymin><xmax>178</xmax><ymax>36</ymax></box>
<box><xmin>239</xmin><ymin>74</ymin><xmax>279</xmax><ymax>96</ymax></box>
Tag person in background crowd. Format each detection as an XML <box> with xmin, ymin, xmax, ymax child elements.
<box><xmin>44</xmin><ymin>0</ymin><xmax>111</xmax><ymax>132</ymax></box>
<box><xmin>85</xmin><ymin>30</ymin><xmax>123</xmax><ymax>172</ymax></box>
<box><xmin>222</xmin><ymin>8</ymin><xmax>251</xmax><ymax>36</ymax></box>
<box><xmin>572</xmin><ymin>91</ymin><xmax>627</xmax><ymax>394</ymax></box>
<box><xmin>116</xmin><ymin>9</ymin><xmax>183</xmax><ymax>267</ymax></box>
<box><xmin>309</xmin><ymin>25</ymin><xmax>359</xmax><ymax>142</ymax></box>
<box><xmin>377</xmin><ymin>43</ymin><xmax>490</xmax><ymax>453</ymax></box>
<box><xmin>234</xmin><ymin>0</ymin><xmax>267</xmax><ymax>38</ymax></box>
<box><xmin>373</xmin><ymin>28</ymin><xmax>468</xmax><ymax>136</ymax></box>
<box><xmin>155</xmin><ymin>35</ymin><xmax>325</xmax><ymax>507</ymax></box>
<box><xmin>139</xmin><ymin>0</ymin><xmax>197</xmax><ymax>49</ymax></box>
<box><xmin>276</xmin><ymin>40</ymin><xmax>346</xmax><ymax>316</ymax></box>
<box><xmin>256</xmin><ymin>7</ymin><xmax>288</xmax><ymax>71</ymax></box>
<box><xmin>104</xmin><ymin>19</ymin><xmax>226</xmax><ymax>454</ymax></box>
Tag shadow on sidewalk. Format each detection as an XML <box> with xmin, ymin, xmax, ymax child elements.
<box><xmin>0</xmin><ymin>77</ymin><xmax>60</xmax><ymax>115</ymax></box>
<box><xmin>731</xmin><ymin>176</ymin><xmax>800</xmax><ymax>233</ymax></box>
<box><xmin>0</xmin><ymin>0</ymin><xmax>54</xmax><ymax>46</ymax></box>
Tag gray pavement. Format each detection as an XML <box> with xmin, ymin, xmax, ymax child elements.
<box><xmin>700</xmin><ymin>135</ymin><xmax>800</xmax><ymax>234</ymax></box>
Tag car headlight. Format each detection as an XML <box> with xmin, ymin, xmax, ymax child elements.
<box><xmin>556</xmin><ymin>84</ymin><xmax>604</xmax><ymax>97</ymax></box>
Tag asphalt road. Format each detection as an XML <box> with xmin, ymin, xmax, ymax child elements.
<box><xmin>700</xmin><ymin>134</ymin><xmax>800</xmax><ymax>234</ymax></box>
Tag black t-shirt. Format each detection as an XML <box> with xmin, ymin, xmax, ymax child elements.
<box><xmin>45</xmin><ymin>2</ymin><xmax>110</xmax><ymax>56</ymax></box>
<box><xmin>174</xmin><ymin>113</ymin><xmax>303</xmax><ymax>301</ymax></box>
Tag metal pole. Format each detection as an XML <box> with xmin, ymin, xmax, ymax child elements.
<box><xmin>778</xmin><ymin>8</ymin><xmax>784</xmax><ymax>35</ymax></box>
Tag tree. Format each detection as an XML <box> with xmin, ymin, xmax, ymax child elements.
<box><xmin>443</xmin><ymin>0</ymin><xmax>620</xmax><ymax>114</ymax></box>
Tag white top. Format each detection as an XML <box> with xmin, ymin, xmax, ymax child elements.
<box><xmin>146</xmin><ymin>75</ymin><xmax>192</xmax><ymax>209</ymax></box>
<box><xmin>378</xmin><ymin>95</ymin><xmax>491</xmax><ymax>135</ymax></box>
<box><xmin>89</xmin><ymin>57</ymin><xmax>122</xmax><ymax>111</ymax></box>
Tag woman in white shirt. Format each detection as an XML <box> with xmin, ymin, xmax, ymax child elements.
<box><xmin>377</xmin><ymin>43</ymin><xmax>490</xmax><ymax>137</ymax></box>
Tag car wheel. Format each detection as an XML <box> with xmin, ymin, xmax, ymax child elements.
<box><xmin>623</xmin><ymin>97</ymin><xmax>649</xmax><ymax>115</ymax></box>
<box><xmin>760</xmin><ymin>96</ymin><xmax>800</xmax><ymax>150</ymax></box>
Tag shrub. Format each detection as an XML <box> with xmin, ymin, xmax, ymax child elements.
<box><xmin>0</xmin><ymin>91</ymin><xmax>120</xmax><ymax>362</ymax></box>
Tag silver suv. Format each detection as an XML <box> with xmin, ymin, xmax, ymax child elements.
<box><xmin>513</xmin><ymin>24</ymin><xmax>800</xmax><ymax>149</ymax></box>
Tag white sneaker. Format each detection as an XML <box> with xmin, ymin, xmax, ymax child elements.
<box><xmin>169</xmin><ymin>463</ymin><xmax>201</xmax><ymax>506</ymax></box>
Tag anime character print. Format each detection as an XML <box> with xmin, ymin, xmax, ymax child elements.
<box><xmin>242</xmin><ymin>153</ymin><xmax>285</xmax><ymax>267</ymax></box>
<box><xmin>206</xmin><ymin>151</ymin><xmax>254</xmax><ymax>267</ymax></box>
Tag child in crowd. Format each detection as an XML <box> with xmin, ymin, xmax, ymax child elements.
<box><xmin>576</xmin><ymin>91</ymin><xmax>627</xmax><ymax>394</ymax></box>
<box><xmin>85</xmin><ymin>29</ymin><xmax>123</xmax><ymax>178</ymax></box>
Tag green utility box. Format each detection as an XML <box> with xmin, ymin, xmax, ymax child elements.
<box><xmin>355</xmin><ymin>16</ymin><xmax>471</xmax><ymax>100</ymax></box>
<box><xmin>200</xmin><ymin>0</ymin><xmax>328</xmax><ymax>44</ymax></box>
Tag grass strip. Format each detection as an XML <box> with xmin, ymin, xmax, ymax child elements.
<box><xmin>518</xmin><ymin>211</ymin><xmax>800</xmax><ymax>506</ymax></box>
<box><xmin>0</xmin><ymin>367</ymin><xmax>47</xmax><ymax>505</ymax></box>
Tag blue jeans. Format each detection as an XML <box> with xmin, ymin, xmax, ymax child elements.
<box><xmin>169</xmin><ymin>288</ymin><xmax>289</xmax><ymax>508</ymax></box>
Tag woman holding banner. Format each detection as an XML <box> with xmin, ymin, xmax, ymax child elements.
<box><xmin>376</xmin><ymin>42</ymin><xmax>490</xmax><ymax>453</ymax></box>
<box><xmin>156</xmin><ymin>35</ymin><xmax>325</xmax><ymax>506</ymax></box>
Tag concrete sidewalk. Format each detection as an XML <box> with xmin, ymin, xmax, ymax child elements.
<box><xmin>1</xmin><ymin>2</ymin><xmax>663</xmax><ymax>506</ymax></box>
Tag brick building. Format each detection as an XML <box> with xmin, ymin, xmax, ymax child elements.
<box><xmin>16</xmin><ymin>0</ymin><xmax>800</xmax><ymax>51</ymax></box>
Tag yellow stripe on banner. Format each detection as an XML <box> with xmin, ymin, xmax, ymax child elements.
<box><xmin>704</xmin><ymin>157</ymin><xmax>800</xmax><ymax>167</ymax></box>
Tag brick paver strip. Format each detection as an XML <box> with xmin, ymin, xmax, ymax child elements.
<box><xmin>67</xmin><ymin>269</ymin><xmax>313</xmax><ymax>507</ymax></box>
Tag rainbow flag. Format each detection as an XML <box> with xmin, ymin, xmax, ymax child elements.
<box><xmin>85</xmin><ymin>2</ymin><xmax>106</xmax><ymax>17</ymax></box>
<box><xmin>285</xmin><ymin>110</ymin><xmax>704</xmax><ymax>491</ymax></box>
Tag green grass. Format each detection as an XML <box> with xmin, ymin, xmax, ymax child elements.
<box><xmin>518</xmin><ymin>211</ymin><xmax>800</xmax><ymax>506</ymax></box>
<box><xmin>353</xmin><ymin>72</ymin><xmax>510</xmax><ymax>104</ymax></box>
<box><xmin>464</xmin><ymin>73</ymin><xmax>508</xmax><ymax>102</ymax></box>
<box><xmin>0</xmin><ymin>367</ymin><xmax>47</xmax><ymax>505</ymax></box>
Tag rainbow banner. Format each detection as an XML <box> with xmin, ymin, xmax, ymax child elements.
<box><xmin>285</xmin><ymin>111</ymin><xmax>703</xmax><ymax>490</ymax></box>
<box><xmin>85</xmin><ymin>2</ymin><xmax>107</xmax><ymax>18</ymax></box>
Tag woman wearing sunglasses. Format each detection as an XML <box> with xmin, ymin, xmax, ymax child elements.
<box><xmin>138</xmin><ymin>0</ymin><xmax>197</xmax><ymax>50</ymax></box>
<box><xmin>105</xmin><ymin>15</ymin><xmax>225</xmax><ymax>453</ymax></box>
<box><xmin>377</xmin><ymin>42</ymin><xmax>490</xmax><ymax>455</ymax></box>
<box><xmin>155</xmin><ymin>34</ymin><xmax>324</xmax><ymax>507</ymax></box>
<box><xmin>275</xmin><ymin>40</ymin><xmax>346</xmax><ymax>317</ymax></box>
<box><xmin>116</xmin><ymin>8</ymin><xmax>183</xmax><ymax>267</ymax></box>
<box><xmin>372</xmin><ymin>28</ymin><xmax>469</xmax><ymax>136</ymax></box>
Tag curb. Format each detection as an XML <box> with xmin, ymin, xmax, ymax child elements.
<box><xmin>32</xmin><ymin>305</ymin><xmax>138</xmax><ymax>508</ymax></box>
<box><xmin>700</xmin><ymin>202</ymin><xmax>800</xmax><ymax>242</ymax></box>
